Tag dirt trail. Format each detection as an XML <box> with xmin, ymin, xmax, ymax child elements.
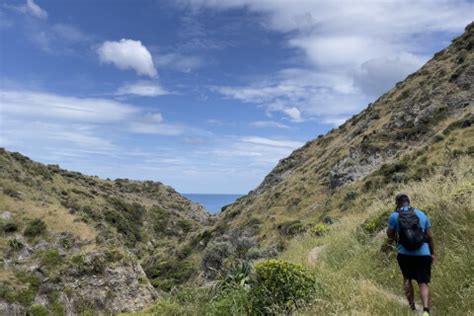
<box><xmin>383</xmin><ymin>290</ymin><xmax>423</xmax><ymax>312</ymax></box>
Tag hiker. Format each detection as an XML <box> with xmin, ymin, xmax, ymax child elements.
<box><xmin>386</xmin><ymin>193</ymin><xmax>434</xmax><ymax>316</ymax></box>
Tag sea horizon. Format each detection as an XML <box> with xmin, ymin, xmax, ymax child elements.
<box><xmin>183</xmin><ymin>193</ymin><xmax>243</xmax><ymax>214</ymax></box>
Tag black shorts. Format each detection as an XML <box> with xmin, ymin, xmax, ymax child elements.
<box><xmin>397</xmin><ymin>254</ymin><xmax>432</xmax><ymax>284</ymax></box>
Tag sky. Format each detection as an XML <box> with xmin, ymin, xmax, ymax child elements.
<box><xmin>0</xmin><ymin>0</ymin><xmax>473</xmax><ymax>194</ymax></box>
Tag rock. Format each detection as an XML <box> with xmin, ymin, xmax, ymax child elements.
<box><xmin>0</xmin><ymin>302</ymin><xmax>25</xmax><ymax>316</ymax></box>
<box><xmin>1</xmin><ymin>211</ymin><xmax>12</xmax><ymax>220</ymax></box>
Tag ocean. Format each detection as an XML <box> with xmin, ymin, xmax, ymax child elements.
<box><xmin>183</xmin><ymin>194</ymin><xmax>243</xmax><ymax>214</ymax></box>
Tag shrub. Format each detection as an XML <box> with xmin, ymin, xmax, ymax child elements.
<box><xmin>2</xmin><ymin>222</ymin><xmax>18</xmax><ymax>233</ymax></box>
<box><xmin>40</xmin><ymin>249</ymin><xmax>62</xmax><ymax>267</ymax></box>
<box><xmin>277</xmin><ymin>220</ymin><xmax>307</xmax><ymax>236</ymax></box>
<box><xmin>310</xmin><ymin>223</ymin><xmax>329</xmax><ymax>236</ymax></box>
<box><xmin>361</xmin><ymin>210</ymin><xmax>391</xmax><ymax>235</ymax></box>
<box><xmin>344</xmin><ymin>190</ymin><xmax>358</xmax><ymax>202</ymax></box>
<box><xmin>29</xmin><ymin>304</ymin><xmax>48</xmax><ymax>316</ymax></box>
<box><xmin>216</xmin><ymin>261</ymin><xmax>254</xmax><ymax>292</ymax></box>
<box><xmin>202</xmin><ymin>241</ymin><xmax>232</xmax><ymax>279</ymax></box>
<box><xmin>24</xmin><ymin>219</ymin><xmax>47</xmax><ymax>237</ymax></box>
<box><xmin>8</xmin><ymin>238</ymin><xmax>23</xmax><ymax>250</ymax></box>
<box><xmin>104</xmin><ymin>197</ymin><xmax>145</xmax><ymax>245</ymax></box>
<box><xmin>251</xmin><ymin>259</ymin><xmax>317</xmax><ymax>313</ymax></box>
<box><xmin>144</xmin><ymin>255</ymin><xmax>196</xmax><ymax>291</ymax></box>
<box><xmin>14</xmin><ymin>271</ymin><xmax>41</xmax><ymax>305</ymax></box>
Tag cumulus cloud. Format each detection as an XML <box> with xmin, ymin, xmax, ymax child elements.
<box><xmin>116</xmin><ymin>81</ymin><xmax>169</xmax><ymax>97</ymax></box>
<box><xmin>97</xmin><ymin>39</ymin><xmax>157</xmax><ymax>78</ymax></box>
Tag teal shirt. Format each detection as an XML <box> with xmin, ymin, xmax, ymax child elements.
<box><xmin>388</xmin><ymin>206</ymin><xmax>432</xmax><ymax>256</ymax></box>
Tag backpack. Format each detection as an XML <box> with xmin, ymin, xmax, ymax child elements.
<box><xmin>397</xmin><ymin>207</ymin><xmax>426</xmax><ymax>250</ymax></box>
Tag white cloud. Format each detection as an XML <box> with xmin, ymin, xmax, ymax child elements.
<box><xmin>128</xmin><ymin>122</ymin><xmax>186</xmax><ymax>135</ymax></box>
<box><xmin>282</xmin><ymin>107</ymin><xmax>302</xmax><ymax>122</ymax></box>
<box><xmin>0</xmin><ymin>89</ymin><xmax>138</xmax><ymax>123</ymax></box>
<box><xmin>97</xmin><ymin>39</ymin><xmax>157</xmax><ymax>78</ymax></box>
<box><xmin>184</xmin><ymin>0</ymin><xmax>473</xmax><ymax>125</ymax></box>
<box><xmin>212</xmin><ymin>68</ymin><xmax>366</xmax><ymax>125</ymax></box>
<box><xmin>143</xmin><ymin>112</ymin><xmax>164</xmax><ymax>123</ymax></box>
<box><xmin>353</xmin><ymin>53</ymin><xmax>427</xmax><ymax>97</ymax></box>
<box><xmin>22</xmin><ymin>0</ymin><xmax>48</xmax><ymax>19</ymax></box>
<box><xmin>241</xmin><ymin>136</ymin><xmax>303</xmax><ymax>149</ymax></box>
<box><xmin>116</xmin><ymin>81</ymin><xmax>169</xmax><ymax>97</ymax></box>
<box><xmin>250</xmin><ymin>121</ymin><xmax>290</xmax><ymax>129</ymax></box>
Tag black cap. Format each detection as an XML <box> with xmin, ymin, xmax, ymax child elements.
<box><xmin>395</xmin><ymin>193</ymin><xmax>410</xmax><ymax>207</ymax></box>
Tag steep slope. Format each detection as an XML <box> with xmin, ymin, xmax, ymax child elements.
<box><xmin>212</xmin><ymin>22</ymin><xmax>473</xmax><ymax>252</ymax></box>
<box><xmin>0</xmin><ymin>149</ymin><xmax>210</xmax><ymax>315</ymax></box>
<box><xmin>126</xmin><ymin>22</ymin><xmax>473</xmax><ymax>316</ymax></box>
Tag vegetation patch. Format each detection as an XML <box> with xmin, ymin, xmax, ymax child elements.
<box><xmin>251</xmin><ymin>259</ymin><xmax>317</xmax><ymax>314</ymax></box>
<box><xmin>310</xmin><ymin>223</ymin><xmax>330</xmax><ymax>236</ymax></box>
<box><xmin>24</xmin><ymin>218</ymin><xmax>47</xmax><ymax>237</ymax></box>
<box><xmin>143</xmin><ymin>255</ymin><xmax>196</xmax><ymax>291</ymax></box>
<box><xmin>277</xmin><ymin>220</ymin><xmax>307</xmax><ymax>236</ymax></box>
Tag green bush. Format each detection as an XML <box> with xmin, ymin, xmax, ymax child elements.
<box><xmin>310</xmin><ymin>223</ymin><xmax>329</xmax><ymax>236</ymax></box>
<box><xmin>361</xmin><ymin>210</ymin><xmax>391</xmax><ymax>235</ymax></box>
<box><xmin>144</xmin><ymin>255</ymin><xmax>196</xmax><ymax>291</ymax></box>
<box><xmin>24</xmin><ymin>219</ymin><xmax>47</xmax><ymax>237</ymax></box>
<box><xmin>277</xmin><ymin>220</ymin><xmax>307</xmax><ymax>236</ymax></box>
<box><xmin>104</xmin><ymin>197</ymin><xmax>145</xmax><ymax>245</ymax></box>
<box><xmin>14</xmin><ymin>271</ymin><xmax>41</xmax><ymax>306</ymax></box>
<box><xmin>29</xmin><ymin>304</ymin><xmax>48</xmax><ymax>316</ymax></box>
<box><xmin>8</xmin><ymin>238</ymin><xmax>24</xmax><ymax>250</ymax></box>
<box><xmin>40</xmin><ymin>249</ymin><xmax>62</xmax><ymax>267</ymax></box>
<box><xmin>251</xmin><ymin>259</ymin><xmax>317</xmax><ymax>313</ymax></box>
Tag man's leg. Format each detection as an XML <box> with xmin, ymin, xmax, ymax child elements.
<box><xmin>419</xmin><ymin>283</ymin><xmax>430</xmax><ymax>310</ymax></box>
<box><xmin>404</xmin><ymin>278</ymin><xmax>415</xmax><ymax>308</ymax></box>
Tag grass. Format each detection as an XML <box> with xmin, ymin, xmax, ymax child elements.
<box><xmin>281</xmin><ymin>156</ymin><xmax>473</xmax><ymax>315</ymax></box>
<box><xmin>124</xmin><ymin>156</ymin><xmax>473</xmax><ymax>315</ymax></box>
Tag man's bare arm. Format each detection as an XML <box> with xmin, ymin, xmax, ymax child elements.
<box><xmin>426</xmin><ymin>228</ymin><xmax>434</xmax><ymax>256</ymax></box>
<box><xmin>387</xmin><ymin>228</ymin><xmax>396</xmax><ymax>241</ymax></box>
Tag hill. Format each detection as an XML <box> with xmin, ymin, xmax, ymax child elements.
<box><xmin>212</xmin><ymin>21</ymin><xmax>474</xmax><ymax>249</ymax></box>
<box><xmin>0</xmin><ymin>149</ymin><xmax>211</xmax><ymax>315</ymax></box>
<box><xmin>130</xmin><ymin>22</ymin><xmax>473</xmax><ymax>315</ymax></box>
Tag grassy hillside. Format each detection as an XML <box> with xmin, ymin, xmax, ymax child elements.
<box><xmin>0</xmin><ymin>149</ymin><xmax>211</xmax><ymax>314</ymax></box>
<box><xmin>126</xmin><ymin>22</ymin><xmax>473</xmax><ymax>316</ymax></box>
<box><xmin>125</xmin><ymin>155</ymin><xmax>473</xmax><ymax>315</ymax></box>
<box><xmin>212</xmin><ymin>21</ymin><xmax>474</xmax><ymax>249</ymax></box>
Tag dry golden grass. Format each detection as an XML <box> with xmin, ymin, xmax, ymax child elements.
<box><xmin>282</xmin><ymin>156</ymin><xmax>473</xmax><ymax>315</ymax></box>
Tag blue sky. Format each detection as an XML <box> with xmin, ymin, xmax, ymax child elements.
<box><xmin>1</xmin><ymin>0</ymin><xmax>473</xmax><ymax>193</ymax></box>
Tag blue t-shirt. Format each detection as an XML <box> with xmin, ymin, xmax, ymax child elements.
<box><xmin>388</xmin><ymin>206</ymin><xmax>432</xmax><ymax>256</ymax></box>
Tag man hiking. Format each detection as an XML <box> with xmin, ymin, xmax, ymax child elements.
<box><xmin>387</xmin><ymin>193</ymin><xmax>434</xmax><ymax>315</ymax></box>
